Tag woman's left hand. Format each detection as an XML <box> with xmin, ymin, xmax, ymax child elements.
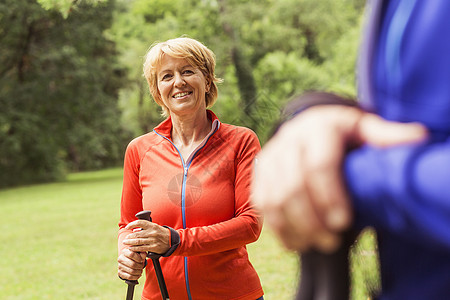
<box><xmin>123</xmin><ymin>220</ymin><xmax>171</xmax><ymax>254</ymax></box>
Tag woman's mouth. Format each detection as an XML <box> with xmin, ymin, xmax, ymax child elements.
<box><xmin>173</xmin><ymin>92</ymin><xmax>191</xmax><ymax>99</ymax></box>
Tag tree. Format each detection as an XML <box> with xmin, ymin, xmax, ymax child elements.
<box><xmin>0</xmin><ymin>0</ymin><xmax>126</xmax><ymax>187</ymax></box>
<box><xmin>36</xmin><ymin>0</ymin><xmax>107</xmax><ymax>18</ymax></box>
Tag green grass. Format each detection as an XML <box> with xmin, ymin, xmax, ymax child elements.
<box><xmin>0</xmin><ymin>168</ymin><xmax>379</xmax><ymax>299</ymax></box>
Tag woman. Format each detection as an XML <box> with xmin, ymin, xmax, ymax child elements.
<box><xmin>117</xmin><ymin>37</ymin><xmax>264</xmax><ymax>300</ymax></box>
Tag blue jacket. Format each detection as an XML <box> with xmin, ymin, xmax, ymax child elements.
<box><xmin>347</xmin><ymin>0</ymin><xmax>450</xmax><ymax>298</ymax></box>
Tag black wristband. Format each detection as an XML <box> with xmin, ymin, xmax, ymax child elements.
<box><xmin>161</xmin><ymin>226</ymin><xmax>180</xmax><ymax>257</ymax></box>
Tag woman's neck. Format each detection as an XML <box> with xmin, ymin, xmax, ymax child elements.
<box><xmin>170</xmin><ymin>110</ymin><xmax>212</xmax><ymax>158</ymax></box>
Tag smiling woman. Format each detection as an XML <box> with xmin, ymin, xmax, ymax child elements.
<box><xmin>117</xmin><ymin>37</ymin><xmax>265</xmax><ymax>300</ymax></box>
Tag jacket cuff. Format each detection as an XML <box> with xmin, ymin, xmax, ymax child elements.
<box><xmin>162</xmin><ymin>226</ymin><xmax>180</xmax><ymax>257</ymax></box>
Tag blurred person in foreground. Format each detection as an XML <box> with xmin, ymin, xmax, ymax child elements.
<box><xmin>117</xmin><ymin>37</ymin><xmax>264</xmax><ymax>300</ymax></box>
<box><xmin>252</xmin><ymin>0</ymin><xmax>450</xmax><ymax>299</ymax></box>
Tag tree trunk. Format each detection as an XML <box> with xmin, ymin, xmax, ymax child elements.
<box><xmin>218</xmin><ymin>0</ymin><xmax>258</xmax><ymax>129</ymax></box>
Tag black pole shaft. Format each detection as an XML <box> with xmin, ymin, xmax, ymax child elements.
<box><xmin>296</xmin><ymin>230</ymin><xmax>356</xmax><ymax>300</ymax></box>
<box><xmin>150</xmin><ymin>256</ymin><xmax>170</xmax><ymax>299</ymax></box>
<box><xmin>125</xmin><ymin>280</ymin><xmax>138</xmax><ymax>300</ymax></box>
<box><xmin>296</xmin><ymin>248</ymin><xmax>350</xmax><ymax>300</ymax></box>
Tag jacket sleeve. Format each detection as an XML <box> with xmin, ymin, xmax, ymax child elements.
<box><xmin>345</xmin><ymin>139</ymin><xmax>450</xmax><ymax>250</ymax></box>
<box><xmin>172</xmin><ymin>130</ymin><xmax>263</xmax><ymax>256</ymax></box>
<box><xmin>117</xmin><ymin>140</ymin><xmax>144</xmax><ymax>254</ymax></box>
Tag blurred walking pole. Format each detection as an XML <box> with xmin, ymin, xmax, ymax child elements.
<box><xmin>296</xmin><ymin>230</ymin><xmax>356</xmax><ymax>300</ymax></box>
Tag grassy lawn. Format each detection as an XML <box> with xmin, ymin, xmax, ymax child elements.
<box><xmin>0</xmin><ymin>168</ymin><xmax>379</xmax><ymax>299</ymax></box>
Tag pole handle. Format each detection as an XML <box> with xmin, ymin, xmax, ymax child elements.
<box><xmin>136</xmin><ymin>210</ymin><xmax>152</xmax><ymax>222</ymax></box>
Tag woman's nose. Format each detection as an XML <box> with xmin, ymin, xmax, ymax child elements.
<box><xmin>174</xmin><ymin>73</ymin><xmax>186</xmax><ymax>87</ymax></box>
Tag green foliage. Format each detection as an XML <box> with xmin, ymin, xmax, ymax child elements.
<box><xmin>322</xmin><ymin>19</ymin><xmax>363</xmax><ymax>97</ymax></box>
<box><xmin>37</xmin><ymin>0</ymin><xmax>108</xmax><ymax>18</ymax></box>
<box><xmin>255</xmin><ymin>51</ymin><xmax>327</xmax><ymax>100</ymax></box>
<box><xmin>36</xmin><ymin>0</ymin><xmax>73</xmax><ymax>17</ymax></box>
<box><xmin>131</xmin><ymin>0</ymin><xmax>178</xmax><ymax>23</ymax></box>
<box><xmin>0</xmin><ymin>0</ymin><xmax>126</xmax><ymax>187</ymax></box>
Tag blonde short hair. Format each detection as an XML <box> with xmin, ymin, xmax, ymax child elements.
<box><xmin>143</xmin><ymin>37</ymin><xmax>222</xmax><ymax>116</ymax></box>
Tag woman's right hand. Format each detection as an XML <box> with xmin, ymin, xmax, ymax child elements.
<box><xmin>117</xmin><ymin>248</ymin><xmax>147</xmax><ymax>281</ymax></box>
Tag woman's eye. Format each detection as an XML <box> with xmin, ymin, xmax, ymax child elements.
<box><xmin>183</xmin><ymin>69</ymin><xmax>194</xmax><ymax>75</ymax></box>
<box><xmin>161</xmin><ymin>74</ymin><xmax>172</xmax><ymax>80</ymax></box>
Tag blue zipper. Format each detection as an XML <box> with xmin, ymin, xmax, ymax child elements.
<box><xmin>153</xmin><ymin>126</ymin><xmax>218</xmax><ymax>300</ymax></box>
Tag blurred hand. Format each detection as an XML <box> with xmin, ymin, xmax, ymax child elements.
<box><xmin>122</xmin><ymin>220</ymin><xmax>171</xmax><ymax>254</ymax></box>
<box><xmin>252</xmin><ymin>105</ymin><xmax>427</xmax><ymax>253</ymax></box>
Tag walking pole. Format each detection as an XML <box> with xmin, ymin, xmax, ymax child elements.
<box><xmin>296</xmin><ymin>230</ymin><xmax>356</xmax><ymax>300</ymax></box>
<box><xmin>135</xmin><ymin>211</ymin><xmax>170</xmax><ymax>300</ymax></box>
<box><xmin>124</xmin><ymin>279</ymin><xmax>138</xmax><ymax>300</ymax></box>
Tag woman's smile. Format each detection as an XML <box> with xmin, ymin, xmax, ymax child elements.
<box><xmin>173</xmin><ymin>91</ymin><xmax>192</xmax><ymax>99</ymax></box>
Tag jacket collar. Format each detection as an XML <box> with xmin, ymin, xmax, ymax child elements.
<box><xmin>153</xmin><ymin>110</ymin><xmax>220</xmax><ymax>139</ymax></box>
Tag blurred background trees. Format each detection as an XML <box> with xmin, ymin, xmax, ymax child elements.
<box><xmin>0</xmin><ymin>0</ymin><xmax>365</xmax><ymax>187</ymax></box>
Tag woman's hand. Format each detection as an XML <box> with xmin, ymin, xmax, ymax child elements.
<box><xmin>252</xmin><ymin>105</ymin><xmax>427</xmax><ymax>253</ymax></box>
<box><xmin>117</xmin><ymin>248</ymin><xmax>147</xmax><ymax>281</ymax></box>
<box><xmin>122</xmin><ymin>220</ymin><xmax>171</xmax><ymax>254</ymax></box>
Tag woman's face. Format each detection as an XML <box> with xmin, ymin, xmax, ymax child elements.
<box><xmin>157</xmin><ymin>55</ymin><xmax>210</xmax><ymax>117</ymax></box>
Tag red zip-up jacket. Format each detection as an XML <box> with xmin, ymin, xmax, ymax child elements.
<box><xmin>118</xmin><ymin>110</ymin><xmax>264</xmax><ymax>300</ymax></box>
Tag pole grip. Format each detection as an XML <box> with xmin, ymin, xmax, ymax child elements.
<box><xmin>136</xmin><ymin>210</ymin><xmax>152</xmax><ymax>222</ymax></box>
